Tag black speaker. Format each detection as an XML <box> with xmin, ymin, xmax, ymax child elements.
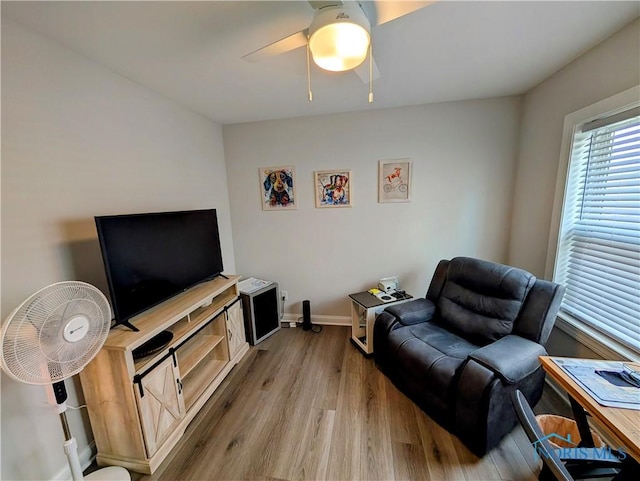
<box><xmin>302</xmin><ymin>300</ymin><xmax>311</xmax><ymax>331</ymax></box>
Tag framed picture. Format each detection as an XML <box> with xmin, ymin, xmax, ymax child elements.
<box><xmin>260</xmin><ymin>166</ymin><xmax>296</xmax><ymax>210</ymax></box>
<box><xmin>379</xmin><ymin>159</ymin><xmax>412</xmax><ymax>203</ymax></box>
<box><xmin>314</xmin><ymin>170</ymin><xmax>352</xmax><ymax>208</ymax></box>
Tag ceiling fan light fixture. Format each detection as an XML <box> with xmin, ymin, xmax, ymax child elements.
<box><xmin>309</xmin><ymin>6</ymin><xmax>371</xmax><ymax>72</ymax></box>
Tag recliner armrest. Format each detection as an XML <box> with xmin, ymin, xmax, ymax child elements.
<box><xmin>468</xmin><ymin>335</ymin><xmax>546</xmax><ymax>384</ymax></box>
<box><xmin>385</xmin><ymin>298</ymin><xmax>436</xmax><ymax>326</ymax></box>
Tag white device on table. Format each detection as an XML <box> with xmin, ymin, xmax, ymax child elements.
<box><xmin>378</xmin><ymin>276</ymin><xmax>399</xmax><ymax>293</ymax></box>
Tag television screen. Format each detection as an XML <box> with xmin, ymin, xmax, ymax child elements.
<box><xmin>95</xmin><ymin>209</ymin><xmax>224</xmax><ymax>330</ymax></box>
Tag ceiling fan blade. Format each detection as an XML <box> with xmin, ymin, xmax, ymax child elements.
<box><xmin>373</xmin><ymin>1</ymin><xmax>435</xmax><ymax>26</ymax></box>
<box><xmin>354</xmin><ymin>54</ymin><xmax>381</xmax><ymax>83</ymax></box>
<box><xmin>308</xmin><ymin>1</ymin><xmax>343</xmax><ymax>9</ymax></box>
<box><xmin>242</xmin><ymin>30</ymin><xmax>308</xmax><ymax>63</ymax></box>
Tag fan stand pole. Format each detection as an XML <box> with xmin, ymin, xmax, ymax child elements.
<box><xmin>59</xmin><ymin>411</ymin><xmax>84</xmax><ymax>481</ymax></box>
<box><xmin>57</xmin><ymin>397</ymin><xmax>131</xmax><ymax>480</ymax></box>
<box><xmin>51</xmin><ymin>381</ymin><xmax>84</xmax><ymax>481</ymax></box>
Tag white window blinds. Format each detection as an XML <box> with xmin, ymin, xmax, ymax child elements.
<box><xmin>555</xmin><ymin>107</ymin><xmax>640</xmax><ymax>353</ymax></box>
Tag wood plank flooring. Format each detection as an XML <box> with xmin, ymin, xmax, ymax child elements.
<box><xmin>131</xmin><ymin>325</ymin><xmax>565</xmax><ymax>481</ymax></box>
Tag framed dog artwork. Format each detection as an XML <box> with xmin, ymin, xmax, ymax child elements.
<box><xmin>378</xmin><ymin>159</ymin><xmax>412</xmax><ymax>203</ymax></box>
<box><xmin>260</xmin><ymin>166</ymin><xmax>297</xmax><ymax>210</ymax></box>
<box><xmin>314</xmin><ymin>170</ymin><xmax>352</xmax><ymax>208</ymax></box>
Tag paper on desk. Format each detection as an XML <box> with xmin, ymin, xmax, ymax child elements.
<box><xmin>238</xmin><ymin>277</ymin><xmax>272</xmax><ymax>294</ymax></box>
<box><xmin>553</xmin><ymin>358</ymin><xmax>640</xmax><ymax>410</ymax></box>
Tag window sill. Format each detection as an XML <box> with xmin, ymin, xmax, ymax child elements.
<box><xmin>554</xmin><ymin>313</ymin><xmax>640</xmax><ymax>363</ymax></box>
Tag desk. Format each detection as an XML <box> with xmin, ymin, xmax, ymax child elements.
<box><xmin>540</xmin><ymin>356</ymin><xmax>640</xmax><ymax>463</ymax></box>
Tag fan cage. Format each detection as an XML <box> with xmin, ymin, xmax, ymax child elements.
<box><xmin>1</xmin><ymin>281</ymin><xmax>111</xmax><ymax>385</ymax></box>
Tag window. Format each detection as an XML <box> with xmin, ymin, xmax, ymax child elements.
<box><xmin>554</xmin><ymin>103</ymin><xmax>640</xmax><ymax>354</ymax></box>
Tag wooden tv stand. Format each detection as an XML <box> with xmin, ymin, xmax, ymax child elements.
<box><xmin>79</xmin><ymin>275</ymin><xmax>249</xmax><ymax>474</ymax></box>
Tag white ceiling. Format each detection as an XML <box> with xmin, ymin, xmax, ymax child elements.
<box><xmin>3</xmin><ymin>1</ymin><xmax>639</xmax><ymax>124</ymax></box>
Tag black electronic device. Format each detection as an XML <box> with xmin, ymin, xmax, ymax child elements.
<box><xmin>95</xmin><ymin>209</ymin><xmax>224</xmax><ymax>331</ymax></box>
<box><xmin>302</xmin><ymin>299</ymin><xmax>311</xmax><ymax>331</ymax></box>
<box><xmin>240</xmin><ymin>282</ymin><xmax>280</xmax><ymax>345</ymax></box>
<box><xmin>132</xmin><ymin>330</ymin><xmax>174</xmax><ymax>359</ymax></box>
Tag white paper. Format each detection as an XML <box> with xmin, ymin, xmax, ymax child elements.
<box><xmin>238</xmin><ymin>277</ymin><xmax>272</xmax><ymax>294</ymax></box>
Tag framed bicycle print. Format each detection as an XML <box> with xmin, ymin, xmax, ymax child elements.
<box><xmin>379</xmin><ymin>159</ymin><xmax>411</xmax><ymax>203</ymax></box>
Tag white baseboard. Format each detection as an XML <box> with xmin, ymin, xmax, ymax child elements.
<box><xmin>281</xmin><ymin>313</ymin><xmax>350</xmax><ymax>327</ymax></box>
<box><xmin>51</xmin><ymin>441</ymin><xmax>96</xmax><ymax>481</ymax></box>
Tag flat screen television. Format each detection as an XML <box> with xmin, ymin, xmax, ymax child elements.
<box><xmin>95</xmin><ymin>209</ymin><xmax>224</xmax><ymax>331</ymax></box>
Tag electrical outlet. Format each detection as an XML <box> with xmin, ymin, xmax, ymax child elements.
<box><xmin>281</xmin><ymin>290</ymin><xmax>288</xmax><ymax>301</ymax></box>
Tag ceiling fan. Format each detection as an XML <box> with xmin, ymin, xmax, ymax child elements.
<box><xmin>242</xmin><ymin>1</ymin><xmax>434</xmax><ymax>101</ymax></box>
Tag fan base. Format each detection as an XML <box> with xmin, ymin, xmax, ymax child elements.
<box><xmin>85</xmin><ymin>466</ymin><xmax>130</xmax><ymax>481</ymax></box>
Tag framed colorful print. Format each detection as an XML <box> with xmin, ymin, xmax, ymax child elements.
<box><xmin>260</xmin><ymin>166</ymin><xmax>296</xmax><ymax>210</ymax></box>
<box><xmin>379</xmin><ymin>159</ymin><xmax>412</xmax><ymax>203</ymax></box>
<box><xmin>314</xmin><ymin>170</ymin><xmax>352</xmax><ymax>208</ymax></box>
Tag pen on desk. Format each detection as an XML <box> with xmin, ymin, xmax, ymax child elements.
<box><xmin>622</xmin><ymin>364</ymin><xmax>640</xmax><ymax>387</ymax></box>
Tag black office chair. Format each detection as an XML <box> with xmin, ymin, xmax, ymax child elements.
<box><xmin>511</xmin><ymin>390</ymin><xmax>628</xmax><ymax>481</ymax></box>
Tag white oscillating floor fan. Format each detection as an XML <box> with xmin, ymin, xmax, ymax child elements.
<box><xmin>0</xmin><ymin>281</ymin><xmax>130</xmax><ymax>481</ymax></box>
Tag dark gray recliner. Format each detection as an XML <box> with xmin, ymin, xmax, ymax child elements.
<box><xmin>374</xmin><ymin>257</ymin><xmax>565</xmax><ymax>456</ymax></box>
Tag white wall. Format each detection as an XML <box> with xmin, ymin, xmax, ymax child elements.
<box><xmin>1</xmin><ymin>18</ymin><xmax>234</xmax><ymax>481</ymax></box>
<box><xmin>508</xmin><ymin>19</ymin><xmax>640</xmax><ymax>358</ymax></box>
<box><xmin>223</xmin><ymin>97</ymin><xmax>522</xmax><ymax>319</ymax></box>
<box><xmin>508</xmin><ymin>18</ymin><xmax>640</xmax><ymax>278</ymax></box>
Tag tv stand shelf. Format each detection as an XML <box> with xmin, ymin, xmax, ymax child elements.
<box><xmin>178</xmin><ymin>333</ymin><xmax>225</xmax><ymax>376</ymax></box>
<box><xmin>79</xmin><ymin>275</ymin><xmax>249</xmax><ymax>474</ymax></box>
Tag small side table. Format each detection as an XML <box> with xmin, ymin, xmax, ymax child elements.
<box><xmin>349</xmin><ymin>291</ymin><xmax>413</xmax><ymax>357</ymax></box>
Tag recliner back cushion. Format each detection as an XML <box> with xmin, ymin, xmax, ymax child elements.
<box><xmin>436</xmin><ymin>257</ymin><xmax>536</xmax><ymax>345</ymax></box>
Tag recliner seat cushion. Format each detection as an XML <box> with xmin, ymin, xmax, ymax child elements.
<box><xmin>386</xmin><ymin>322</ymin><xmax>479</xmax><ymax>408</ymax></box>
<box><xmin>437</xmin><ymin>257</ymin><xmax>536</xmax><ymax>345</ymax></box>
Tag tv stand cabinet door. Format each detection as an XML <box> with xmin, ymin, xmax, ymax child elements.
<box><xmin>135</xmin><ymin>356</ymin><xmax>185</xmax><ymax>457</ymax></box>
<box><xmin>226</xmin><ymin>301</ymin><xmax>246</xmax><ymax>359</ymax></box>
